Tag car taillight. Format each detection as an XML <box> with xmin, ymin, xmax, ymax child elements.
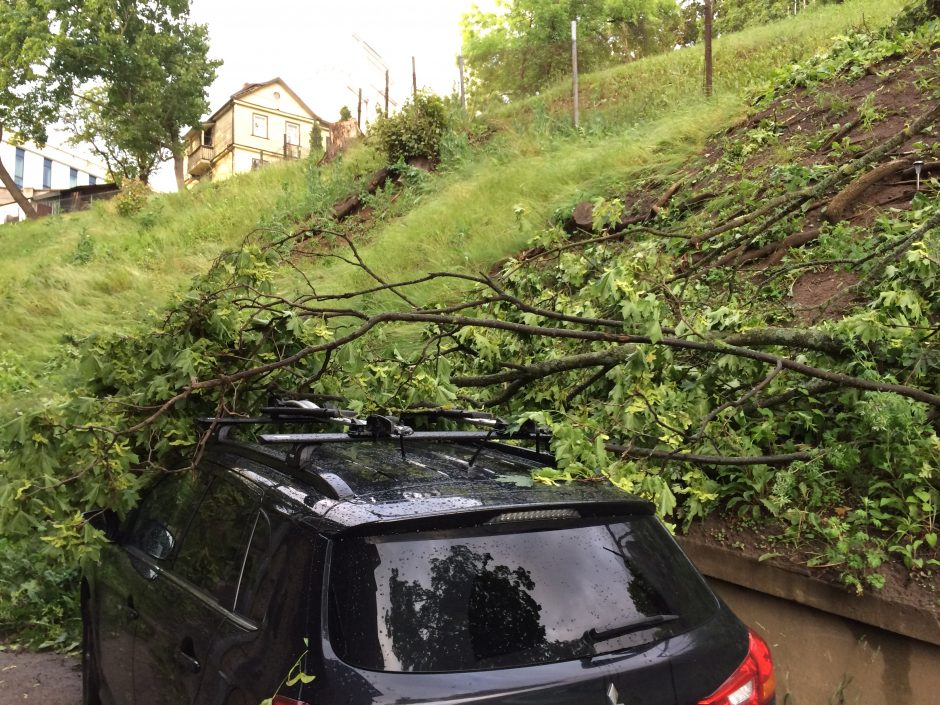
<box><xmin>698</xmin><ymin>629</ymin><xmax>775</xmax><ymax>705</ymax></box>
<box><xmin>272</xmin><ymin>697</ymin><xmax>311</xmax><ymax>705</ymax></box>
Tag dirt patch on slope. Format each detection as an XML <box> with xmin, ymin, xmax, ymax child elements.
<box><xmin>791</xmin><ymin>269</ymin><xmax>859</xmax><ymax>323</ymax></box>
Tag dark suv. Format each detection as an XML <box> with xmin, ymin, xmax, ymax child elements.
<box><xmin>83</xmin><ymin>403</ymin><xmax>776</xmax><ymax>705</ymax></box>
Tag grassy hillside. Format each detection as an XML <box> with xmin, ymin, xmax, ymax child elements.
<box><xmin>0</xmin><ymin>0</ymin><xmax>904</xmax><ymax>375</ymax></box>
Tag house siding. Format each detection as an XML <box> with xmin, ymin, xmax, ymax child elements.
<box><xmin>214</xmin><ymin>109</ymin><xmax>234</xmax><ymax>152</ymax></box>
<box><xmin>184</xmin><ymin>79</ymin><xmax>330</xmax><ymax>188</ymax></box>
<box><xmin>1</xmin><ymin>140</ymin><xmax>107</xmax><ymax>223</ymax></box>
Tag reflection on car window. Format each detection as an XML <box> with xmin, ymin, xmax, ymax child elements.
<box><xmin>329</xmin><ymin>517</ymin><xmax>717</xmax><ymax>672</ymax></box>
<box><xmin>128</xmin><ymin>471</ymin><xmax>207</xmax><ymax>559</ymax></box>
<box><xmin>233</xmin><ymin>508</ymin><xmax>273</xmax><ymax>620</ymax></box>
<box><xmin>174</xmin><ymin>474</ymin><xmax>261</xmax><ymax>609</ymax></box>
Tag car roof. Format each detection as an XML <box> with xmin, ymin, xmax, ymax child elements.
<box><xmin>206</xmin><ymin>436</ymin><xmax>653</xmax><ymax>534</ymax></box>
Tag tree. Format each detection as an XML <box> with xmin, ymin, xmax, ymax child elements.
<box><xmin>0</xmin><ymin>0</ymin><xmax>218</xmax><ymax>198</ymax></box>
<box><xmin>461</xmin><ymin>0</ymin><xmax>684</xmax><ymax>102</ymax></box>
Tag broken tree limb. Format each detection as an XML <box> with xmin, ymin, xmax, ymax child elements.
<box><xmin>825</xmin><ymin>159</ymin><xmax>908</xmax><ymax>223</ymax></box>
<box><xmin>730</xmin><ymin>227</ymin><xmax>823</xmax><ymax>266</ymax></box>
<box><xmin>682</xmin><ymin>101</ymin><xmax>940</xmax><ymax>272</ymax></box>
<box><xmin>823</xmin><ymin>116</ymin><xmax>861</xmax><ymax>150</ymax></box>
<box><xmin>606</xmin><ymin>443</ymin><xmax>814</xmax><ymax>466</ymax></box>
<box><xmin>331</xmin><ymin>166</ymin><xmax>395</xmax><ymax>220</ymax></box>
<box><xmin>566</xmin><ymin>201</ymin><xmax>594</xmax><ymax>232</ymax></box>
<box><xmin>651</xmin><ymin>177</ymin><xmax>684</xmax><ymax>216</ymax></box>
<box><xmin>689</xmin><ymin>361</ymin><xmax>784</xmax><ymax>443</ymax></box>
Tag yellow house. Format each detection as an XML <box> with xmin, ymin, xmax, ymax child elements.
<box><xmin>184</xmin><ymin>78</ymin><xmax>332</xmax><ymax>187</ymax></box>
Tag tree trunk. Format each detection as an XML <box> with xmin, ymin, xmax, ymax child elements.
<box><xmin>174</xmin><ymin>149</ymin><xmax>185</xmax><ymax>191</ymax></box>
<box><xmin>0</xmin><ymin>125</ymin><xmax>39</xmax><ymax>220</ymax></box>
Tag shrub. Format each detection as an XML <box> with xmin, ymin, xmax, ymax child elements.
<box><xmin>114</xmin><ymin>179</ymin><xmax>151</xmax><ymax>217</ymax></box>
<box><xmin>369</xmin><ymin>92</ymin><xmax>449</xmax><ymax>164</ymax></box>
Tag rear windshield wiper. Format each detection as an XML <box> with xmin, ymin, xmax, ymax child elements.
<box><xmin>583</xmin><ymin>614</ymin><xmax>680</xmax><ymax>644</ymax></box>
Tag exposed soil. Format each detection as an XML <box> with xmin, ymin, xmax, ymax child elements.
<box><xmin>0</xmin><ymin>651</ymin><xmax>80</xmax><ymax>705</ymax></box>
<box><xmin>790</xmin><ymin>268</ymin><xmax>859</xmax><ymax>323</ymax></box>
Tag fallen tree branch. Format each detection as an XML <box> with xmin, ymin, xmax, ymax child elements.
<box><xmin>606</xmin><ymin>443</ymin><xmax>813</xmax><ymax>466</ymax></box>
<box><xmin>825</xmin><ymin>159</ymin><xmax>908</xmax><ymax>223</ymax></box>
<box><xmin>690</xmin><ymin>361</ymin><xmax>784</xmax><ymax>443</ymax></box>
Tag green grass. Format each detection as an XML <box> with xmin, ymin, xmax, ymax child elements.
<box><xmin>491</xmin><ymin>0</ymin><xmax>907</xmax><ymax>133</ymax></box>
<box><xmin>278</xmin><ymin>97</ymin><xmax>743</xmax><ymax>309</ymax></box>
<box><xmin>0</xmin><ymin>162</ymin><xmax>309</xmax><ymax>363</ymax></box>
<box><xmin>0</xmin><ymin>0</ymin><xmax>907</xmax><ymax>374</ymax></box>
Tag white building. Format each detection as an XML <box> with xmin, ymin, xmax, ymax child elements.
<box><xmin>0</xmin><ymin>139</ymin><xmax>108</xmax><ymax>223</ymax></box>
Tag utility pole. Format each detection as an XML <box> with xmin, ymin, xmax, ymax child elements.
<box><xmin>412</xmin><ymin>56</ymin><xmax>417</xmax><ymax>98</ymax></box>
<box><xmin>571</xmin><ymin>20</ymin><xmax>580</xmax><ymax>129</ymax></box>
<box><xmin>384</xmin><ymin>69</ymin><xmax>390</xmax><ymax>115</ymax></box>
<box><xmin>357</xmin><ymin>88</ymin><xmax>362</xmax><ymax>129</ymax></box>
<box><xmin>704</xmin><ymin>0</ymin><xmax>713</xmax><ymax>98</ymax></box>
<box><xmin>458</xmin><ymin>55</ymin><xmax>467</xmax><ymax>111</ymax></box>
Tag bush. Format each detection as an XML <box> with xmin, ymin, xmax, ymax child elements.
<box><xmin>0</xmin><ymin>538</ymin><xmax>80</xmax><ymax>650</ymax></box>
<box><xmin>114</xmin><ymin>179</ymin><xmax>151</xmax><ymax>217</ymax></box>
<box><xmin>369</xmin><ymin>92</ymin><xmax>450</xmax><ymax>164</ymax></box>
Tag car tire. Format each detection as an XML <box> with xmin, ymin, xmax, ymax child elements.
<box><xmin>82</xmin><ymin>596</ymin><xmax>102</xmax><ymax>705</ymax></box>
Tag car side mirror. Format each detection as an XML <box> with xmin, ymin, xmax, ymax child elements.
<box><xmin>139</xmin><ymin>521</ymin><xmax>176</xmax><ymax>560</ymax></box>
<box><xmin>84</xmin><ymin>509</ymin><xmax>122</xmax><ymax>542</ymax></box>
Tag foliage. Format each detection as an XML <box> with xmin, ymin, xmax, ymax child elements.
<box><xmin>0</xmin><ymin>537</ymin><xmax>80</xmax><ymax>650</ymax></box>
<box><xmin>710</xmin><ymin>0</ymin><xmax>843</xmax><ymax>35</ymax></box>
<box><xmin>339</xmin><ymin>106</ymin><xmax>352</xmax><ymax>121</ymax></box>
<box><xmin>369</xmin><ymin>92</ymin><xmax>450</xmax><ymax>163</ymax></box>
<box><xmin>0</xmin><ymin>0</ymin><xmax>219</xmax><ymax>184</ymax></box>
<box><xmin>486</xmin><ymin>0</ymin><xmax>906</xmax><ymax>136</ymax></box>
<box><xmin>461</xmin><ymin>0</ymin><xmax>685</xmax><ymax>102</ymax></box>
<box><xmin>114</xmin><ymin>180</ymin><xmax>151</xmax><ymax>217</ymax></box>
<box><xmin>896</xmin><ymin>0</ymin><xmax>940</xmax><ymax>31</ymax></box>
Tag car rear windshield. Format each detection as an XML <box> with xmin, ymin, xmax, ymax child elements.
<box><xmin>327</xmin><ymin>515</ymin><xmax>718</xmax><ymax>672</ymax></box>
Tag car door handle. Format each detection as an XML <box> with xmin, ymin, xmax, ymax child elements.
<box><xmin>124</xmin><ymin>596</ymin><xmax>139</xmax><ymax>621</ymax></box>
<box><xmin>175</xmin><ymin>650</ymin><xmax>201</xmax><ymax>674</ymax></box>
<box><xmin>176</xmin><ymin>638</ymin><xmax>202</xmax><ymax>674</ymax></box>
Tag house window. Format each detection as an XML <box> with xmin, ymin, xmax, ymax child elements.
<box><xmin>285</xmin><ymin>122</ymin><xmax>300</xmax><ymax>146</ymax></box>
<box><xmin>252</xmin><ymin>113</ymin><xmax>268</xmax><ymax>138</ymax></box>
<box><xmin>90</xmin><ymin>175</ymin><xmax>97</xmax><ymax>186</ymax></box>
<box><xmin>42</xmin><ymin>158</ymin><xmax>52</xmax><ymax>188</ymax></box>
<box><xmin>14</xmin><ymin>148</ymin><xmax>25</xmax><ymax>188</ymax></box>
<box><xmin>202</xmin><ymin>127</ymin><xmax>213</xmax><ymax>147</ymax></box>
<box><xmin>69</xmin><ymin>167</ymin><xmax>78</xmax><ymax>187</ymax></box>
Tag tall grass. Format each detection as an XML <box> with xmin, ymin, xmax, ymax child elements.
<box><xmin>0</xmin><ymin>162</ymin><xmax>309</xmax><ymax>364</ymax></box>
<box><xmin>279</xmin><ymin>97</ymin><xmax>742</xmax><ymax>311</ymax></box>
<box><xmin>491</xmin><ymin>0</ymin><xmax>907</xmax><ymax>133</ymax></box>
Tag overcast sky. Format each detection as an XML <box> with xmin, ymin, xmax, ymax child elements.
<box><xmin>140</xmin><ymin>0</ymin><xmax>497</xmax><ymax>190</ymax></box>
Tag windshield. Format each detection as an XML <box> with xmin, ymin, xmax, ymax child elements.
<box><xmin>327</xmin><ymin>515</ymin><xmax>717</xmax><ymax>672</ymax></box>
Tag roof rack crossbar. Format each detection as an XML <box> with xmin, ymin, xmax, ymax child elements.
<box><xmin>398</xmin><ymin>409</ymin><xmax>508</xmax><ymax>432</ymax></box>
<box><xmin>258</xmin><ymin>429</ymin><xmax>551</xmax><ymax>445</ymax></box>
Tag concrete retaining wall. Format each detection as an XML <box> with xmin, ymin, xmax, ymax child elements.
<box><xmin>678</xmin><ymin>535</ymin><xmax>940</xmax><ymax>705</ymax></box>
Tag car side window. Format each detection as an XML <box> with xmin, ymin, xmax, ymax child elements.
<box><xmin>173</xmin><ymin>472</ymin><xmax>263</xmax><ymax>610</ymax></box>
<box><xmin>128</xmin><ymin>471</ymin><xmax>208</xmax><ymax>560</ymax></box>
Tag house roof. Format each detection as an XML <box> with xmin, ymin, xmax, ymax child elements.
<box><xmin>185</xmin><ymin>77</ymin><xmax>334</xmax><ymax>139</ymax></box>
<box><xmin>31</xmin><ymin>183</ymin><xmax>119</xmax><ymax>202</ymax></box>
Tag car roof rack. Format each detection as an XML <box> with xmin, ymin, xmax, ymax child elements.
<box><xmin>202</xmin><ymin>399</ymin><xmax>553</xmax><ymax>461</ymax></box>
